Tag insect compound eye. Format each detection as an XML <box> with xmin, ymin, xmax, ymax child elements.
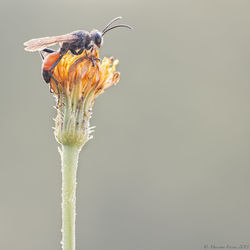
<box><xmin>90</xmin><ymin>30</ymin><xmax>103</xmax><ymax>48</ymax></box>
<box><xmin>94</xmin><ymin>33</ymin><xmax>102</xmax><ymax>46</ymax></box>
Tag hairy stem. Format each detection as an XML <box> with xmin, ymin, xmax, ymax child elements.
<box><xmin>60</xmin><ymin>144</ymin><xmax>80</xmax><ymax>250</ymax></box>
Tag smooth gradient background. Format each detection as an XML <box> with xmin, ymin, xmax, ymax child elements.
<box><xmin>1</xmin><ymin>0</ymin><xmax>250</xmax><ymax>249</ymax></box>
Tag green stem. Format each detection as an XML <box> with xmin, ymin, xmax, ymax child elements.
<box><xmin>60</xmin><ymin>144</ymin><xmax>80</xmax><ymax>250</ymax></box>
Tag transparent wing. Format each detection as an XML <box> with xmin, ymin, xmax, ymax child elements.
<box><xmin>24</xmin><ymin>33</ymin><xmax>78</xmax><ymax>52</ymax></box>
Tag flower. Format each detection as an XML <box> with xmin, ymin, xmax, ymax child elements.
<box><xmin>49</xmin><ymin>49</ymin><xmax>120</xmax><ymax>148</ymax></box>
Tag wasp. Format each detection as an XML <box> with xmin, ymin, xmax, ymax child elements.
<box><xmin>24</xmin><ymin>17</ymin><xmax>132</xmax><ymax>93</ymax></box>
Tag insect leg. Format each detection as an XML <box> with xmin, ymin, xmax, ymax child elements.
<box><xmin>40</xmin><ymin>48</ymin><xmax>56</xmax><ymax>61</ymax></box>
<box><xmin>51</xmin><ymin>75</ymin><xmax>60</xmax><ymax>107</ymax></box>
<box><xmin>43</xmin><ymin>48</ymin><xmax>56</xmax><ymax>54</ymax></box>
<box><xmin>70</xmin><ymin>48</ymin><xmax>84</xmax><ymax>55</ymax></box>
<box><xmin>45</xmin><ymin>54</ymin><xmax>64</xmax><ymax>103</ymax></box>
<box><xmin>49</xmin><ymin>54</ymin><xmax>64</xmax><ymax>71</ymax></box>
<box><xmin>40</xmin><ymin>51</ymin><xmax>45</xmax><ymax>60</ymax></box>
<box><xmin>83</xmin><ymin>49</ymin><xmax>100</xmax><ymax>66</ymax></box>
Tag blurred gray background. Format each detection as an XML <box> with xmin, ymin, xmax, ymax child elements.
<box><xmin>1</xmin><ymin>0</ymin><xmax>250</xmax><ymax>249</ymax></box>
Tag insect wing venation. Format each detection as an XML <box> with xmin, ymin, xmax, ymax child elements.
<box><xmin>24</xmin><ymin>34</ymin><xmax>78</xmax><ymax>52</ymax></box>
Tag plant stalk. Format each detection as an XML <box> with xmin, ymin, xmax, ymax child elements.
<box><xmin>60</xmin><ymin>144</ymin><xmax>80</xmax><ymax>250</ymax></box>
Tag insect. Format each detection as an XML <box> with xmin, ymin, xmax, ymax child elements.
<box><xmin>24</xmin><ymin>16</ymin><xmax>132</xmax><ymax>89</ymax></box>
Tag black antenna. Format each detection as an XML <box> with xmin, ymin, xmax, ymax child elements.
<box><xmin>102</xmin><ymin>16</ymin><xmax>122</xmax><ymax>33</ymax></box>
<box><xmin>102</xmin><ymin>24</ymin><xmax>133</xmax><ymax>36</ymax></box>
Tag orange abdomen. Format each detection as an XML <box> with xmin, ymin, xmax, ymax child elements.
<box><xmin>42</xmin><ymin>52</ymin><xmax>60</xmax><ymax>83</ymax></box>
<box><xmin>42</xmin><ymin>52</ymin><xmax>60</xmax><ymax>71</ymax></box>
